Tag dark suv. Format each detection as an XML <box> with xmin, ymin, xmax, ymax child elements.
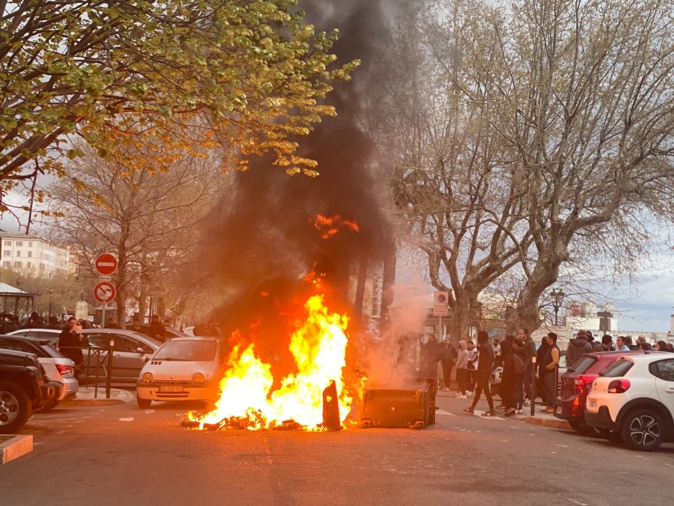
<box><xmin>555</xmin><ymin>350</ymin><xmax>644</xmax><ymax>436</ymax></box>
<box><xmin>0</xmin><ymin>349</ymin><xmax>58</xmax><ymax>433</ymax></box>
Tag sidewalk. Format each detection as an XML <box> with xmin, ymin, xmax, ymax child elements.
<box><xmin>60</xmin><ymin>386</ymin><xmax>134</xmax><ymax>407</ymax></box>
<box><xmin>435</xmin><ymin>390</ymin><xmax>571</xmax><ymax>430</ymax></box>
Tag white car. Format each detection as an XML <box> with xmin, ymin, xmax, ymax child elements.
<box><xmin>585</xmin><ymin>352</ymin><xmax>674</xmax><ymax>451</ymax></box>
<box><xmin>136</xmin><ymin>336</ymin><xmax>229</xmax><ymax>408</ymax></box>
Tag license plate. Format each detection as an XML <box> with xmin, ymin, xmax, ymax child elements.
<box><xmin>555</xmin><ymin>405</ymin><xmax>562</xmax><ymax>415</ymax></box>
<box><xmin>159</xmin><ymin>385</ymin><xmax>184</xmax><ymax>392</ymax></box>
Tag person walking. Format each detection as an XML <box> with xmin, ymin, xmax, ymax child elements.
<box><xmin>463</xmin><ymin>331</ymin><xmax>496</xmax><ymax>416</ymax></box>
<box><xmin>499</xmin><ymin>335</ymin><xmax>516</xmax><ymax>413</ymax></box>
<box><xmin>542</xmin><ymin>332</ymin><xmax>560</xmax><ymax>413</ymax></box>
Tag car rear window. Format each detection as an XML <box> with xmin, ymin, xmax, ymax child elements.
<box><xmin>568</xmin><ymin>356</ymin><xmax>597</xmax><ymax>373</ymax></box>
<box><xmin>38</xmin><ymin>344</ymin><xmax>66</xmax><ymax>359</ymax></box>
<box><xmin>154</xmin><ymin>340</ymin><xmax>217</xmax><ymax>361</ymax></box>
<box><xmin>600</xmin><ymin>358</ymin><xmax>633</xmax><ymax>377</ymax></box>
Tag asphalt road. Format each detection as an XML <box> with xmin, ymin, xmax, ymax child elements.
<box><xmin>1</xmin><ymin>392</ymin><xmax>672</xmax><ymax>506</ymax></box>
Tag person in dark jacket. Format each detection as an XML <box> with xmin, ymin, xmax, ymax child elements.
<box><xmin>148</xmin><ymin>314</ymin><xmax>166</xmax><ymax>341</ymax></box>
<box><xmin>566</xmin><ymin>330</ymin><xmax>592</xmax><ymax>368</ymax></box>
<box><xmin>440</xmin><ymin>339</ymin><xmax>457</xmax><ymax>392</ymax></box>
<box><xmin>542</xmin><ymin>332</ymin><xmax>560</xmax><ymax>413</ymax></box>
<box><xmin>536</xmin><ymin>336</ymin><xmax>550</xmax><ymax>404</ymax></box>
<box><xmin>463</xmin><ymin>331</ymin><xmax>496</xmax><ymax>416</ymax></box>
<box><xmin>58</xmin><ymin>317</ymin><xmax>84</xmax><ymax>378</ymax></box>
<box><xmin>420</xmin><ymin>334</ymin><xmax>442</xmax><ymax>384</ymax></box>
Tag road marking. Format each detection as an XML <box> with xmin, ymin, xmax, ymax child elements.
<box><xmin>568</xmin><ymin>499</ymin><xmax>587</xmax><ymax>506</ymax></box>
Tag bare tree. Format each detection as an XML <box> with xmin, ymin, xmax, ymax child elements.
<box><xmin>48</xmin><ymin>140</ymin><xmax>229</xmax><ymax>325</ymax></box>
<box><xmin>369</xmin><ymin>0</ymin><xmax>674</xmax><ymax>335</ymax></box>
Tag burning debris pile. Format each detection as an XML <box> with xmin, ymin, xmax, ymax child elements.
<box><xmin>182</xmin><ymin>293</ymin><xmax>355</xmax><ymax>431</ymax></box>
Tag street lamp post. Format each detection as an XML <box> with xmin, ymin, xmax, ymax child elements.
<box><xmin>551</xmin><ymin>288</ymin><xmax>565</xmax><ymax>326</ymax></box>
<box><xmin>48</xmin><ymin>288</ymin><xmax>54</xmax><ymax>318</ymax></box>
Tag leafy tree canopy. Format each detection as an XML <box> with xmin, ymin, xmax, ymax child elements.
<box><xmin>0</xmin><ymin>0</ymin><xmax>357</xmax><ymax>205</ymax></box>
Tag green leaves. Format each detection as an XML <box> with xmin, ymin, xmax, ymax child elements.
<box><xmin>0</xmin><ymin>0</ymin><xmax>356</xmax><ymax>184</ymax></box>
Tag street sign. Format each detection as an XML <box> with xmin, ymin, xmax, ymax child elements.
<box><xmin>95</xmin><ymin>253</ymin><xmax>118</xmax><ymax>276</ymax></box>
<box><xmin>433</xmin><ymin>291</ymin><xmax>449</xmax><ymax>316</ymax></box>
<box><xmin>93</xmin><ymin>281</ymin><xmax>116</xmax><ymax>303</ymax></box>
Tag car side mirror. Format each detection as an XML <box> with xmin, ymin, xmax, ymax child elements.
<box><xmin>145</xmin><ymin>356</ymin><xmax>151</xmax><ymax>362</ymax></box>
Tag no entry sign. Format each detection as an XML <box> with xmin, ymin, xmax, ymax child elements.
<box><xmin>94</xmin><ymin>281</ymin><xmax>116</xmax><ymax>303</ymax></box>
<box><xmin>95</xmin><ymin>253</ymin><xmax>118</xmax><ymax>276</ymax></box>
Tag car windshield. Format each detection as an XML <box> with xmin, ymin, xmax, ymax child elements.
<box><xmin>154</xmin><ymin>340</ymin><xmax>217</xmax><ymax>362</ymax></box>
<box><xmin>568</xmin><ymin>356</ymin><xmax>597</xmax><ymax>373</ymax></box>
<box><xmin>599</xmin><ymin>358</ymin><xmax>633</xmax><ymax>377</ymax></box>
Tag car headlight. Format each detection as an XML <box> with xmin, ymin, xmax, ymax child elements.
<box><xmin>142</xmin><ymin>372</ymin><xmax>153</xmax><ymax>383</ymax></box>
<box><xmin>192</xmin><ymin>373</ymin><xmax>205</xmax><ymax>384</ymax></box>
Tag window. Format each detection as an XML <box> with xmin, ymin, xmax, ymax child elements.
<box><xmin>650</xmin><ymin>359</ymin><xmax>674</xmax><ymax>382</ymax></box>
<box><xmin>569</xmin><ymin>356</ymin><xmax>598</xmax><ymax>373</ymax></box>
<box><xmin>15</xmin><ymin>241</ymin><xmax>23</xmax><ymax>246</ymax></box>
<box><xmin>600</xmin><ymin>359</ymin><xmax>633</xmax><ymax>377</ymax></box>
<box><xmin>27</xmin><ymin>251</ymin><xmax>32</xmax><ymax>258</ymax></box>
<box><xmin>16</xmin><ymin>251</ymin><xmax>20</xmax><ymax>257</ymax></box>
<box><xmin>3</xmin><ymin>250</ymin><xmax>10</xmax><ymax>256</ymax></box>
<box><xmin>4</xmin><ymin>240</ymin><xmax>11</xmax><ymax>245</ymax></box>
<box><xmin>28</xmin><ymin>242</ymin><xmax>32</xmax><ymax>247</ymax></box>
<box><xmin>14</xmin><ymin>261</ymin><xmax>21</xmax><ymax>268</ymax></box>
<box><xmin>2</xmin><ymin>261</ymin><xmax>9</xmax><ymax>268</ymax></box>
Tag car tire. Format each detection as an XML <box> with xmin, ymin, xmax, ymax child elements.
<box><xmin>0</xmin><ymin>381</ymin><xmax>33</xmax><ymax>434</ymax></box>
<box><xmin>621</xmin><ymin>408</ymin><xmax>665</xmax><ymax>451</ymax></box>
<box><xmin>35</xmin><ymin>397</ymin><xmax>59</xmax><ymax>413</ymax></box>
<box><xmin>137</xmin><ymin>397</ymin><xmax>152</xmax><ymax>409</ymax></box>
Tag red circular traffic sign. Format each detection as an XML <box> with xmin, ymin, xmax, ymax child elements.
<box><xmin>95</xmin><ymin>253</ymin><xmax>118</xmax><ymax>275</ymax></box>
<box><xmin>93</xmin><ymin>281</ymin><xmax>116</xmax><ymax>303</ymax></box>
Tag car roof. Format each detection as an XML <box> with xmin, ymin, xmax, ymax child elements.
<box><xmin>613</xmin><ymin>351</ymin><xmax>672</xmax><ymax>362</ymax></box>
<box><xmin>162</xmin><ymin>336</ymin><xmax>225</xmax><ymax>342</ymax></box>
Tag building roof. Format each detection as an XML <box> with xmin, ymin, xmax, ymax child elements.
<box><xmin>0</xmin><ymin>282</ymin><xmax>27</xmax><ymax>294</ymax></box>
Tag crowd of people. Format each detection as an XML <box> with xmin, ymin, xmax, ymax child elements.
<box><xmin>419</xmin><ymin>328</ymin><xmax>674</xmax><ymax>417</ymax></box>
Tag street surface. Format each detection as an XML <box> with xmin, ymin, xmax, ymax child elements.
<box><xmin>1</xmin><ymin>392</ymin><xmax>672</xmax><ymax>506</ymax></box>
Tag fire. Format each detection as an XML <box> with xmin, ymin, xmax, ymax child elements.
<box><xmin>188</xmin><ymin>294</ymin><xmax>354</xmax><ymax>430</ymax></box>
<box><xmin>312</xmin><ymin>214</ymin><xmax>359</xmax><ymax>239</ymax></box>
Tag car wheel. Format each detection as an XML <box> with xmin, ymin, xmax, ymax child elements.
<box><xmin>621</xmin><ymin>409</ymin><xmax>665</xmax><ymax>451</ymax></box>
<box><xmin>137</xmin><ymin>397</ymin><xmax>152</xmax><ymax>409</ymax></box>
<box><xmin>0</xmin><ymin>381</ymin><xmax>33</xmax><ymax>434</ymax></box>
<box><xmin>35</xmin><ymin>397</ymin><xmax>59</xmax><ymax>413</ymax></box>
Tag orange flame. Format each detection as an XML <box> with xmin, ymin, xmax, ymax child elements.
<box><xmin>312</xmin><ymin>214</ymin><xmax>359</xmax><ymax>239</ymax></box>
<box><xmin>188</xmin><ymin>294</ymin><xmax>353</xmax><ymax>430</ymax></box>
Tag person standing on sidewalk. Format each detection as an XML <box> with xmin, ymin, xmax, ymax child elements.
<box><xmin>440</xmin><ymin>338</ymin><xmax>457</xmax><ymax>392</ymax></box>
<box><xmin>463</xmin><ymin>331</ymin><xmax>496</xmax><ymax>416</ymax></box>
<box><xmin>542</xmin><ymin>332</ymin><xmax>560</xmax><ymax>413</ymax></box>
<box><xmin>455</xmin><ymin>341</ymin><xmax>470</xmax><ymax>398</ymax></box>
<box><xmin>518</xmin><ymin>328</ymin><xmax>536</xmax><ymax>405</ymax></box>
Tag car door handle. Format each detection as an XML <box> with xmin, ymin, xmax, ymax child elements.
<box><xmin>666</xmin><ymin>388</ymin><xmax>674</xmax><ymax>393</ymax></box>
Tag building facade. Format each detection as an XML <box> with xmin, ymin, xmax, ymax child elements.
<box><xmin>0</xmin><ymin>232</ymin><xmax>71</xmax><ymax>276</ymax></box>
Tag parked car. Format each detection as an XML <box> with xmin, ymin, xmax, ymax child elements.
<box><xmin>134</xmin><ymin>324</ymin><xmax>187</xmax><ymax>342</ymax></box>
<box><xmin>0</xmin><ymin>335</ymin><xmax>79</xmax><ymax>411</ymax></box>
<box><xmin>0</xmin><ymin>348</ymin><xmax>58</xmax><ymax>433</ymax></box>
<box><xmin>6</xmin><ymin>327</ymin><xmax>61</xmax><ymax>346</ymax></box>
<box><xmin>7</xmin><ymin>328</ymin><xmax>162</xmax><ymax>384</ymax></box>
<box><xmin>555</xmin><ymin>350</ymin><xmax>643</xmax><ymax>436</ymax></box>
<box><xmin>585</xmin><ymin>352</ymin><xmax>674</xmax><ymax>451</ymax></box>
<box><xmin>136</xmin><ymin>336</ymin><xmax>230</xmax><ymax>408</ymax></box>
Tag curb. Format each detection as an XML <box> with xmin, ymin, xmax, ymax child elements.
<box><xmin>59</xmin><ymin>398</ymin><xmax>127</xmax><ymax>407</ymax></box>
<box><xmin>58</xmin><ymin>387</ymin><xmax>134</xmax><ymax>407</ymax></box>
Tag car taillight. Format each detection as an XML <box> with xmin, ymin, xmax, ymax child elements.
<box><xmin>608</xmin><ymin>379</ymin><xmax>630</xmax><ymax>393</ymax></box>
<box><xmin>573</xmin><ymin>374</ymin><xmax>597</xmax><ymax>390</ymax></box>
<box><xmin>56</xmin><ymin>364</ymin><xmax>74</xmax><ymax>377</ymax></box>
